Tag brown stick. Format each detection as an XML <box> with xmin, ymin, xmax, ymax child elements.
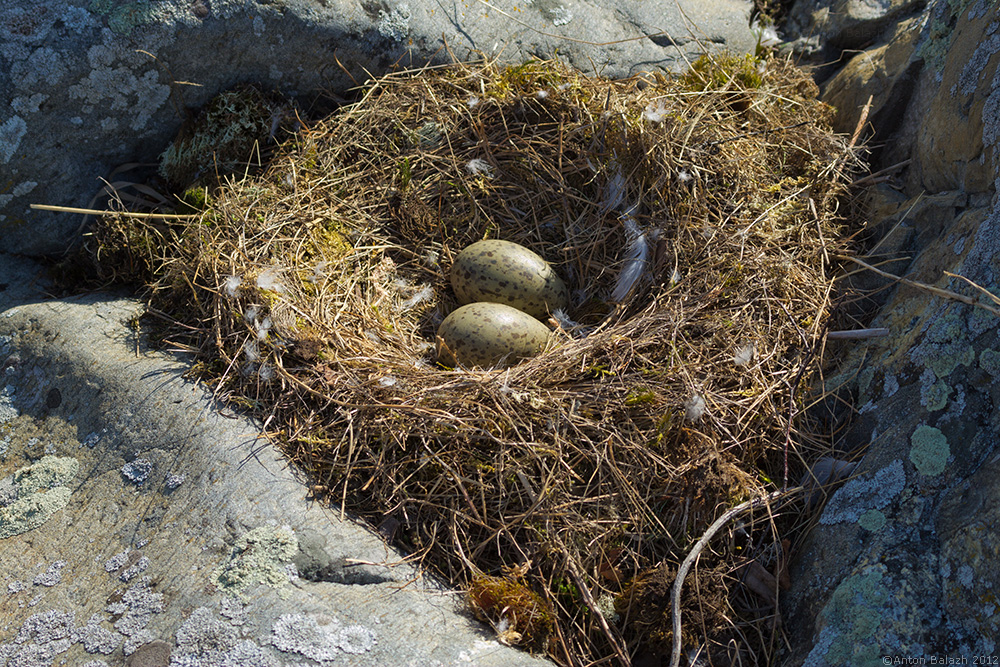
<box><xmin>30</xmin><ymin>203</ymin><xmax>198</xmax><ymax>220</ymax></box>
<box><xmin>670</xmin><ymin>489</ymin><xmax>801</xmax><ymax>667</ymax></box>
<box><xmin>850</xmin><ymin>159</ymin><xmax>911</xmax><ymax>187</ymax></box>
<box><xmin>826</xmin><ymin>328</ymin><xmax>890</xmax><ymax>340</ymax></box>
<box><xmin>843</xmin><ymin>256</ymin><xmax>1000</xmax><ymax>318</ymax></box>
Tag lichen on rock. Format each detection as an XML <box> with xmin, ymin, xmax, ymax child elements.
<box><xmin>270</xmin><ymin>613</ymin><xmax>376</xmax><ymax>660</ymax></box>
<box><xmin>819</xmin><ymin>459</ymin><xmax>906</xmax><ymax>525</ymax></box>
<box><xmin>0</xmin><ymin>455</ymin><xmax>79</xmax><ymax>539</ymax></box>
<box><xmin>909</xmin><ymin>424</ymin><xmax>950</xmax><ymax>476</ymax></box>
<box><xmin>159</xmin><ymin>85</ymin><xmax>287</xmax><ymax>187</ymax></box>
<box><xmin>806</xmin><ymin>564</ymin><xmax>890</xmax><ymax>666</ymax></box>
<box><xmin>212</xmin><ymin>525</ymin><xmax>299</xmax><ymax>600</ymax></box>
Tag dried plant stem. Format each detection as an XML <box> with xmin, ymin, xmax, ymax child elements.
<box><xmin>566</xmin><ymin>558</ymin><xmax>630</xmax><ymax>667</ymax></box>
<box><xmin>844</xmin><ymin>256</ymin><xmax>1000</xmax><ymax>318</ymax></box>
<box><xmin>670</xmin><ymin>488</ymin><xmax>802</xmax><ymax>667</ymax></box>
<box><xmin>826</xmin><ymin>328</ymin><xmax>889</xmax><ymax>339</ymax></box>
<box><xmin>944</xmin><ymin>270</ymin><xmax>1000</xmax><ymax>308</ymax></box>
<box><xmin>30</xmin><ymin>203</ymin><xmax>197</xmax><ymax>219</ymax></box>
<box><xmin>850</xmin><ymin>159</ymin><xmax>911</xmax><ymax>187</ymax></box>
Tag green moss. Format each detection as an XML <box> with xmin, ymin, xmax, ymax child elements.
<box><xmin>909</xmin><ymin>425</ymin><xmax>949</xmax><ymax>476</ymax></box>
<box><xmin>625</xmin><ymin>388</ymin><xmax>656</xmax><ymax>406</ymax></box>
<box><xmin>468</xmin><ymin>572</ymin><xmax>556</xmax><ymax>651</ymax></box>
<box><xmin>491</xmin><ymin>60</ymin><xmax>573</xmax><ymax>98</ymax></box>
<box><xmin>681</xmin><ymin>54</ymin><xmax>764</xmax><ymax>92</ymax></box>
<box><xmin>177</xmin><ymin>186</ymin><xmax>209</xmax><ymax>212</ymax></box>
<box><xmin>858</xmin><ymin>509</ymin><xmax>886</xmax><ymax>532</ymax></box>
<box><xmin>212</xmin><ymin>525</ymin><xmax>299</xmax><ymax>600</ymax></box>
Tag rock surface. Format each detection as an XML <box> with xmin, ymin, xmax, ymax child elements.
<box><xmin>782</xmin><ymin>0</ymin><xmax>1000</xmax><ymax>663</ymax></box>
<box><xmin>0</xmin><ymin>256</ymin><xmax>550</xmax><ymax>666</ymax></box>
<box><xmin>0</xmin><ymin>0</ymin><xmax>758</xmax><ymax>257</ymax></box>
<box><xmin>5</xmin><ymin>0</ymin><xmax>998</xmax><ymax>662</ymax></box>
<box><xmin>782</xmin><ymin>0</ymin><xmax>927</xmax><ymax>68</ymax></box>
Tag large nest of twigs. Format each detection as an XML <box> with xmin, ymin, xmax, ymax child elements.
<box><xmin>90</xmin><ymin>55</ymin><xmax>860</xmax><ymax>665</ymax></box>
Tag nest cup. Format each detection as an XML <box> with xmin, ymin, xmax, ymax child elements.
<box><xmin>91</xmin><ymin>56</ymin><xmax>860</xmax><ymax>666</ymax></box>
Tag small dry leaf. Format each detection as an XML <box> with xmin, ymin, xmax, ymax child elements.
<box><xmin>598</xmin><ymin>547</ymin><xmax>624</xmax><ymax>583</ymax></box>
<box><xmin>741</xmin><ymin>560</ymin><xmax>778</xmax><ymax>607</ymax></box>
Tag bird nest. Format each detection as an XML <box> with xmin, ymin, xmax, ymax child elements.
<box><xmin>86</xmin><ymin>55</ymin><xmax>861</xmax><ymax>666</ymax></box>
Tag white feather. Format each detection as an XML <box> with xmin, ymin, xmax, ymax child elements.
<box><xmin>601</xmin><ymin>168</ymin><xmax>627</xmax><ymax>216</ymax></box>
<box><xmin>551</xmin><ymin>308</ymin><xmax>579</xmax><ymax>330</ymax></box>
<box><xmin>256</xmin><ymin>316</ymin><xmax>272</xmax><ymax>341</ymax></box>
<box><xmin>611</xmin><ymin>215</ymin><xmax>649</xmax><ymax>303</ymax></box>
<box><xmin>402</xmin><ymin>284</ymin><xmax>433</xmax><ymax>310</ymax></box>
<box><xmin>684</xmin><ymin>393</ymin><xmax>707</xmax><ymax>422</ymax></box>
<box><xmin>256</xmin><ymin>266</ymin><xmax>285</xmax><ymax>293</ymax></box>
<box><xmin>223</xmin><ymin>275</ymin><xmax>242</xmax><ymax>298</ymax></box>
<box><xmin>243</xmin><ymin>339</ymin><xmax>260</xmax><ymax>362</ymax></box>
<box><xmin>733</xmin><ymin>343</ymin><xmax>755</xmax><ymax>367</ymax></box>
<box><xmin>465</xmin><ymin>159</ymin><xmax>494</xmax><ymax>178</ymax></box>
<box><xmin>258</xmin><ymin>363</ymin><xmax>275</xmax><ymax>382</ymax></box>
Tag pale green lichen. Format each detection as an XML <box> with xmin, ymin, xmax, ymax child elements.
<box><xmin>856</xmin><ymin>365</ymin><xmax>875</xmax><ymax>402</ymax></box>
<box><xmin>212</xmin><ymin>525</ymin><xmax>298</xmax><ymax>600</ymax></box>
<box><xmin>89</xmin><ymin>0</ymin><xmax>163</xmax><ymax>34</ymax></box>
<box><xmin>376</xmin><ymin>2</ymin><xmax>411</xmax><ymax>41</ymax></box>
<box><xmin>912</xmin><ymin>306</ymin><xmax>976</xmax><ymax>379</ymax></box>
<box><xmin>924</xmin><ymin>341</ymin><xmax>975</xmax><ymax>379</ymax></box>
<box><xmin>920</xmin><ymin>378</ymin><xmax>951</xmax><ymax>411</ymax></box>
<box><xmin>858</xmin><ymin>509</ymin><xmax>887</xmax><ymax>532</ymax></box>
<box><xmin>820</xmin><ymin>460</ymin><xmax>905</xmax><ymax>525</ymax></box>
<box><xmin>910</xmin><ymin>425</ymin><xmax>950</xmax><ymax>476</ymax></box>
<box><xmin>815</xmin><ymin>564</ymin><xmax>889</xmax><ymax>664</ymax></box>
<box><xmin>159</xmin><ymin>86</ymin><xmax>277</xmax><ymax>186</ymax></box>
<box><xmin>14</xmin><ymin>455</ymin><xmax>80</xmax><ymax>493</ymax></box>
<box><xmin>0</xmin><ymin>116</ymin><xmax>28</xmax><ymax>166</ymax></box>
<box><xmin>0</xmin><ymin>455</ymin><xmax>79</xmax><ymax>539</ymax></box>
<box><xmin>918</xmin><ymin>0</ymin><xmax>982</xmax><ymax>71</ymax></box>
<box><xmin>979</xmin><ymin>349</ymin><xmax>1000</xmax><ymax>376</ymax></box>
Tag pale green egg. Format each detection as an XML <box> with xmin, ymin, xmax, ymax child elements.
<box><xmin>451</xmin><ymin>240</ymin><xmax>568</xmax><ymax>320</ymax></box>
<box><xmin>436</xmin><ymin>302</ymin><xmax>552</xmax><ymax>368</ymax></box>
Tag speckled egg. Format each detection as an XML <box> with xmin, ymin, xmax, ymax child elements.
<box><xmin>451</xmin><ymin>240</ymin><xmax>568</xmax><ymax>320</ymax></box>
<box><xmin>436</xmin><ymin>302</ymin><xmax>552</xmax><ymax>368</ymax></box>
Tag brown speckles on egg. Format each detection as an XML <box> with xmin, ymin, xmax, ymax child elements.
<box><xmin>451</xmin><ymin>240</ymin><xmax>568</xmax><ymax>319</ymax></box>
<box><xmin>437</xmin><ymin>302</ymin><xmax>551</xmax><ymax>368</ymax></box>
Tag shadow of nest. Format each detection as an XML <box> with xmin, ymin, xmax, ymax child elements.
<box><xmin>89</xmin><ymin>54</ymin><xmax>864</xmax><ymax>666</ymax></box>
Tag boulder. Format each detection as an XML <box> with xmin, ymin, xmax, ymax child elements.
<box><xmin>781</xmin><ymin>0</ymin><xmax>1000</xmax><ymax>663</ymax></box>
<box><xmin>0</xmin><ymin>0</ymin><xmax>759</xmax><ymax>257</ymax></box>
<box><xmin>783</xmin><ymin>0</ymin><xmax>926</xmax><ymax>65</ymax></box>
<box><xmin>0</xmin><ymin>256</ymin><xmax>551</xmax><ymax>666</ymax></box>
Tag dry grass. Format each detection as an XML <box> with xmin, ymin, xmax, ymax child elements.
<box><xmin>86</xmin><ymin>54</ymin><xmax>862</xmax><ymax>666</ymax></box>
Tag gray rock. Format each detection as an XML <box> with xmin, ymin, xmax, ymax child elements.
<box><xmin>781</xmin><ymin>0</ymin><xmax>1000</xmax><ymax>663</ymax></box>
<box><xmin>0</xmin><ymin>0</ymin><xmax>758</xmax><ymax>257</ymax></box>
<box><xmin>784</xmin><ymin>0</ymin><xmax>925</xmax><ymax>54</ymax></box>
<box><xmin>0</xmin><ymin>257</ymin><xmax>548</xmax><ymax>666</ymax></box>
